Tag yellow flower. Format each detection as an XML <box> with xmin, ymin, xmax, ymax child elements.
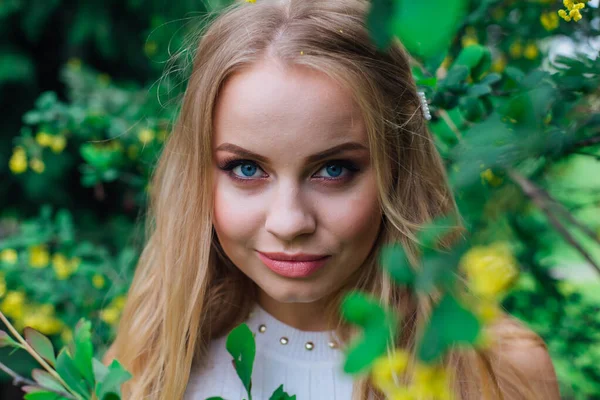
<box><xmin>480</xmin><ymin>168</ymin><xmax>503</xmax><ymax>187</ymax></box>
<box><xmin>371</xmin><ymin>349</ymin><xmax>410</xmax><ymax>393</ymax></box>
<box><xmin>440</xmin><ymin>56</ymin><xmax>453</xmax><ymax>71</ymax></box>
<box><xmin>0</xmin><ymin>291</ymin><xmax>26</xmax><ymax>320</ymax></box>
<box><xmin>412</xmin><ymin>362</ymin><xmax>453</xmax><ymax>400</ymax></box>
<box><xmin>144</xmin><ymin>41</ymin><xmax>158</xmax><ymax>56</ymax></box>
<box><xmin>61</xmin><ymin>327</ymin><xmax>73</xmax><ymax>344</ymax></box>
<box><xmin>100</xmin><ymin>307</ymin><xmax>121</xmax><ymax>325</ymax></box>
<box><xmin>461</xmin><ymin>36</ymin><xmax>478</xmax><ymax>48</ymax></box>
<box><xmin>67</xmin><ymin>58</ymin><xmax>82</xmax><ymax>70</ymax></box>
<box><xmin>35</xmin><ymin>132</ymin><xmax>53</xmax><ymax>147</ymax></box>
<box><xmin>540</xmin><ymin>12</ymin><xmax>559</xmax><ymax>31</ymax></box>
<box><xmin>491</xmin><ymin>54</ymin><xmax>507</xmax><ymax>73</ymax></box>
<box><xmin>138</xmin><ymin>128</ymin><xmax>155</xmax><ymax>144</ymax></box>
<box><xmin>127</xmin><ymin>145</ymin><xmax>139</xmax><ymax>160</ymax></box>
<box><xmin>559</xmin><ymin>0</ymin><xmax>586</xmax><ymax>22</ymax></box>
<box><xmin>92</xmin><ymin>274</ymin><xmax>106</xmax><ymax>289</ymax></box>
<box><xmin>1</xmin><ymin>249</ymin><xmax>18</xmax><ymax>264</ymax></box>
<box><xmin>52</xmin><ymin>253</ymin><xmax>76</xmax><ymax>280</ymax></box>
<box><xmin>22</xmin><ymin>304</ymin><xmax>63</xmax><ymax>336</ymax></box>
<box><xmin>9</xmin><ymin>148</ymin><xmax>27</xmax><ymax>174</ymax></box>
<box><xmin>30</xmin><ymin>158</ymin><xmax>45</xmax><ymax>174</ymax></box>
<box><xmin>459</xmin><ymin>242</ymin><xmax>519</xmax><ymax>299</ymax></box>
<box><xmin>29</xmin><ymin>245</ymin><xmax>50</xmax><ymax>268</ymax></box>
<box><xmin>50</xmin><ymin>135</ymin><xmax>67</xmax><ymax>153</ymax></box>
<box><xmin>509</xmin><ymin>40</ymin><xmax>523</xmax><ymax>58</ymax></box>
<box><xmin>245</xmin><ymin>0</ymin><xmax>256</xmax><ymax>2</ymax></box>
<box><xmin>113</xmin><ymin>295</ymin><xmax>127</xmax><ymax>311</ymax></box>
<box><xmin>473</xmin><ymin>298</ymin><xmax>501</xmax><ymax>324</ymax></box>
<box><xmin>523</xmin><ymin>43</ymin><xmax>539</xmax><ymax>60</ymax></box>
<box><xmin>0</xmin><ymin>273</ymin><xmax>6</xmax><ymax>298</ymax></box>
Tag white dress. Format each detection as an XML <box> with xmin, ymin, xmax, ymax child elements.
<box><xmin>184</xmin><ymin>303</ymin><xmax>355</xmax><ymax>400</ymax></box>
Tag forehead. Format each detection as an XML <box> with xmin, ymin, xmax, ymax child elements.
<box><xmin>212</xmin><ymin>58</ymin><xmax>368</xmax><ymax>155</ymax></box>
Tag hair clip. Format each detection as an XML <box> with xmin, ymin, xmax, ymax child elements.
<box><xmin>417</xmin><ymin>91</ymin><xmax>432</xmax><ymax>121</ymax></box>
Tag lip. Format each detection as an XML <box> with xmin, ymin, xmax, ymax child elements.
<box><xmin>257</xmin><ymin>251</ymin><xmax>330</xmax><ymax>278</ymax></box>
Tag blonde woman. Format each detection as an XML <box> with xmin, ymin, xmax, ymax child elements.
<box><xmin>103</xmin><ymin>0</ymin><xmax>561</xmax><ymax>398</ymax></box>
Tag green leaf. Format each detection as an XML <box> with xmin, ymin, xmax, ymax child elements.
<box><xmin>480</xmin><ymin>73</ymin><xmax>502</xmax><ymax>86</ymax></box>
<box><xmin>467</xmin><ymin>84</ymin><xmax>492</xmax><ymax>98</ymax></box>
<box><xmin>366</xmin><ymin>0</ymin><xmax>396</xmax><ymax>49</ymax></box>
<box><xmin>226</xmin><ymin>323</ymin><xmax>256</xmax><ymax>400</ymax></box>
<box><xmin>23</xmin><ymin>392</ymin><xmax>64</xmax><ymax>400</ymax></box>
<box><xmin>0</xmin><ymin>50</ymin><xmax>35</xmax><ymax>83</ymax></box>
<box><xmin>71</xmin><ymin>319</ymin><xmax>95</xmax><ymax>388</ymax></box>
<box><xmin>416</xmin><ymin>215</ymin><xmax>457</xmax><ymax>249</ymax></box>
<box><xmin>0</xmin><ymin>330</ymin><xmax>22</xmax><ymax>349</ymax></box>
<box><xmin>92</xmin><ymin>358</ymin><xmax>109</xmax><ymax>384</ymax></box>
<box><xmin>24</xmin><ymin>328</ymin><xmax>56</xmax><ymax>367</ymax></box>
<box><xmin>268</xmin><ymin>384</ymin><xmax>296</xmax><ymax>400</ymax></box>
<box><xmin>392</xmin><ymin>0</ymin><xmax>467</xmax><ymax>59</ymax></box>
<box><xmin>441</xmin><ymin>65</ymin><xmax>470</xmax><ymax>89</ymax></box>
<box><xmin>95</xmin><ymin>359</ymin><xmax>133</xmax><ymax>400</ymax></box>
<box><xmin>205</xmin><ymin>398</ymin><xmax>226</xmax><ymax>400</ymax></box>
<box><xmin>418</xmin><ymin>294</ymin><xmax>480</xmax><ymax>363</ymax></box>
<box><xmin>55</xmin><ymin>348</ymin><xmax>91</xmax><ymax>399</ymax></box>
<box><xmin>452</xmin><ymin>45</ymin><xmax>492</xmax><ymax>81</ymax></box>
<box><xmin>340</xmin><ymin>292</ymin><xmax>398</xmax><ymax>374</ymax></box>
<box><xmin>32</xmin><ymin>369</ymin><xmax>67</xmax><ymax>393</ymax></box>
<box><xmin>380</xmin><ymin>245</ymin><xmax>414</xmax><ymax>285</ymax></box>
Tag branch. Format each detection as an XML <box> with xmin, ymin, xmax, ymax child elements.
<box><xmin>508</xmin><ymin>169</ymin><xmax>600</xmax><ymax>277</ymax></box>
<box><xmin>0</xmin><ymin>361</ymin><xmax>77</xmax><ymax>400</ymax></box>
<box><xmin>572</xmin><ymin>134</ymin><xmax>600</xmax><ymax>149</ymax></box>
<box><xmin>0</xmin><ymin>312</ymin><xmax>84</xmax><ymax>400</ymax></box>
<box><xmin>0</xmin><ymin>361</ymin><xmax>36</xmax><ymax>387</ymax></box>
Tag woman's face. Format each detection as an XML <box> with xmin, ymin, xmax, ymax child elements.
<box><xmin>212</xmin><ymin>58</ymin><xmax>382</xmax><ymax>321</ymax></box>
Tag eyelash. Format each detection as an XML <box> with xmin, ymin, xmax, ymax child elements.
<box><xmin>217</xmin><ymin>157</ymin><xmax>360</xmax><ymax>185</ymax></box>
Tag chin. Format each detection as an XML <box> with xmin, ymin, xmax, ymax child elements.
<box><xmin>259</xmin><ymin>279</ymin><xmax>327</xmax><ymax>304</ymax></box>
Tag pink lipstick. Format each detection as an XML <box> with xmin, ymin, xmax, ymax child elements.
<box><xmin>256</xmin><ymin>251</ymin><xmax>330</xmax><ymax>278</ymax></box>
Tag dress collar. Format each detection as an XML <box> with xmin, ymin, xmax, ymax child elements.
<box><xmin>245</xmin><ymin>303</ymin><xmax>345</xmax><ymax>363</ymax></box>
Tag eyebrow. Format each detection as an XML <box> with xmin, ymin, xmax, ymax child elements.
<box><xmin>215</xmin><ymin>142</ymin><xmax>369</xmax><ymax>164</ymax></box>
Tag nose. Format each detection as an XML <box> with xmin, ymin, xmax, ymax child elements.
<box><xmin>264</xmin><ymin>183</ymin><xmax>316</xmax><ymax>242</ymax></box>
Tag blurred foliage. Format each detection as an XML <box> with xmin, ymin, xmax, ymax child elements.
<box><xmin>1</xmin><ymin>0</ymin><xmax>600</xmax><ymax>399</ymax></box>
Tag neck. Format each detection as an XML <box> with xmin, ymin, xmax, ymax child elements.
<box><xmin>257</xmin><ymin>291</ymin><xmax>337</xmax><ymax>332</ymax></box>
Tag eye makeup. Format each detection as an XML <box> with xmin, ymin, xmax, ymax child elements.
<box><xmin>216</xmin><ymin>156</ymin><xmax>361</xmax><ymax>185</ymax></box>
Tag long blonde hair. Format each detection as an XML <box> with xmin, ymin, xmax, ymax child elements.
<box><xmin>108</xmin><ymin>1</ymin><xmax>546</xmax><ymax>398</ymax></box>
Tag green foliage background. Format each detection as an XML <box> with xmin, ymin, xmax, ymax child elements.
<box><xmin>1</xmin><ymin>0</ymin><xmax>599</xmax><ymax>399</ymax></box>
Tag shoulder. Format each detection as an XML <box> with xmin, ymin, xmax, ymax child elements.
<box><xmin>488</xmin><ymin>314</ymin><xmax>561</xmax><ymax>399</ymax></box>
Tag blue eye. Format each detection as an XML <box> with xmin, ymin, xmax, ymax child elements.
<box><xmin>322</xmin><ymin>164</ymin><xmax>343</xmax><ymax>177</ymax></box>
<box><xmin>234</xmin><ymin>162</ymin><xmax>260</xmax><ymax>177</ymax></box>
<box><xmin>315</xmin><ymin>161</ymin><xmax>359</xmax><ymax>179</ymax></box>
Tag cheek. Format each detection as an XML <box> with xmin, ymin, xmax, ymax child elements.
<box><xmin>320</xmin><ymin>176</ymin><xmax>381</xmax><ymax>244</ymax></box>
<box><xmin>212</xmin><ymin>178</ymin><xmax>264</xmax><ymax>243</ymax></box>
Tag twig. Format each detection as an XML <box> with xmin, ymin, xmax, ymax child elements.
<box><xmin>508</xmin><ymin>169</ymin><xmax>600</xmax><ymax>277</ymax></box>
<box><xmin>540</xmin><ymin>188</ymin><xmax>600</xmax><ymax>248</ymax></box>
<box><xmin>572</xmin><ymin>134</ymin><xmax>600</xmax><ymax>149</ymax></box>
<box><xmin>0</xmin><ymin>361</ymin><xmax>36</xmax><ymax>387</ymax></box>
<box><xmin>0</xmin><ymin>361</ymin><xmax>77</xmax><ymax>399</ymax></box>
<box><xmin>0</xmin><ymin>312</ymin><xmax>84</xmax><ymax>400</ymax></box>
<box><xmin>438</xmin><ymin>109</ymin><xmax>463</xmax><ymax>140</ymax></box>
